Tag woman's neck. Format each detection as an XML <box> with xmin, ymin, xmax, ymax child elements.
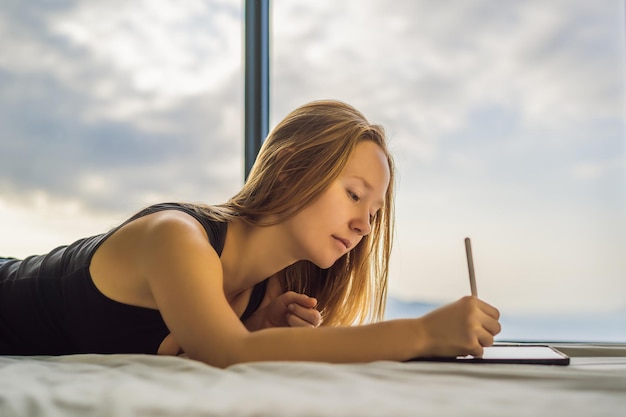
<box><xmin>219</xmin><ymin>218</ymin><xmax>298</xmax><ymax>298</ymax></box>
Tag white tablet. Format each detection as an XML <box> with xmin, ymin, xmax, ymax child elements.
<box><xmin>408</xmin><ymin>344</ymin><xmax>570</xmax><ymax>365</ymax></box>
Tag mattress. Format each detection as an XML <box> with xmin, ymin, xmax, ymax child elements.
<box><xmin>1</xmin><ymin>353</ymin><xmax>625</xmax><ymax>416</ymax></box>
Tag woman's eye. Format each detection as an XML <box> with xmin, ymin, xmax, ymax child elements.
<box><xmin>347</xmin><ymin>190</ymin><xmax>360</xmax><ymax>202</ymax></box>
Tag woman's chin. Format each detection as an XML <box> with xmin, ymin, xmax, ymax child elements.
<box><xmin>311</xmin><ymin>255</ymin><xmax>343</xmax><ymax>270</ymax></box>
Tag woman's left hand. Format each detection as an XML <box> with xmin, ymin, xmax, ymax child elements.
<box><xmin>254</xmin><ymin>291</ymin><xmax>322</xmax><ymax>330</ymax></box>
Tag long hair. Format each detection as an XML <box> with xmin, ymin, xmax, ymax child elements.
<box><xmin>190</xmin><ymin>100</ymin><xmax>395</xmax><ymax>326</ymax></box>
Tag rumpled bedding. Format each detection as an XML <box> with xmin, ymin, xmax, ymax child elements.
<box><xmin>1</xmin><ymin>354</ymin><xmax>625</xmax><ymax>417</ymax></box>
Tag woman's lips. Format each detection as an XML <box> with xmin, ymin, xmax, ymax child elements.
<box><xmin>333</xmin><ymin>236</ymin><xmax>350</xmax><ymax>250</ymax></box>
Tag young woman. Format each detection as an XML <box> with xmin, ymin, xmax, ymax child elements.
<box><xmin>0</xmin><ymin>100</ymin><xmax>501</xmax><ymax>367</ymax></box>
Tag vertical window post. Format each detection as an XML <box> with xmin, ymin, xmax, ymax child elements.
<box><xmin>244</xmin><ymin>0</ymin><xmax>270</xmax><ymax>180</ymax></box>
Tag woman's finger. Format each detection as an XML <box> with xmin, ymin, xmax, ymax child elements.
<box><xmin>478</xmin><ymin>299</ymin><xmax>500</xmax><ymax>320</ymax></box>
<box><xmin>286</xmin><ymin>313</ymin><xmax>316</xmax><ymax>328</ymax></box>
<box><xmin>280</xmin><ymin>291</ymin><xmax>317</xmax><ymax>309</ymax></box>
<box><xmin>477</xmin><ymin>330</ymin><xmax>495</xmax><ymax>349</ymax></box>
<box><xmin>482</xmin><ymin>316</ymin><xmax>502</xmax><ymax>336</ymax></box>
<box><xmin>287</xmin><ymin>303</ymin><xmax>322</xmax><ymax>327</ymax></box>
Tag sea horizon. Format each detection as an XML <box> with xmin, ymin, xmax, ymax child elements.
<box><xmin>385</xmin><ymin>296</ymin><xmax>626</xmax><ymax>344</ymax></box>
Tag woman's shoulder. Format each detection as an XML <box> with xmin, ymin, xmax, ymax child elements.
<box><xmin>106</xmin><ymin>202</ymin><xmax>228</xmax><ymax>262</ymax></box>
<box><xmin>124</xmin><ymin>202</ymin><xmax>203</xmax><ymax>223</ymax></box>
<box><xmin>89</xmin><ymin>207</ymin><xmax>223</xmax><ymax>318</ymax></box>
<box><xmin>95</xmin><ymin>208</ymin><xmax>220</xmax><ymax>281</ymax></box>
<box><xmin>139</xmin><ymin>203</ymin><xmax>228</xmax><ymax>255</ymax></box>
<box><xmin>102</xmin><ymin>208</ymin><xmax>212</xmax><ymax>259</ymax></box>
<box><xmin>135</xmin><ymin>209</ymin><xmax>211</xmax><ymax>244</ymax></box>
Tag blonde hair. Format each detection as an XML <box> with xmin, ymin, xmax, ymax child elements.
<box><xmin>192</xmin><ymin>100</ymin><xmax>394</xmax><ymax>326</ymax></box>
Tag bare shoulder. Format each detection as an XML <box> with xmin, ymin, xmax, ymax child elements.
<box><xmin>132</xmin><ymin>209</ymin><xmax>220</xmax><ymax>274</ymax></box>
<box><xmin>95</xmin><ymin>209</ymin><xmax>214</xmax><ymax>267</ymax></box>
<box><xmin>90</xmin><ymin>209</ymin><xmax>219</xmax><ymax>308</ymax></box>
<box><xmin>138</xmin><ymin>210</ymin><xmax>210</xmax><ymax>246</ymax></box>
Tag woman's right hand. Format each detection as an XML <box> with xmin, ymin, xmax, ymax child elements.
<box><xmin>259</xmin><ymin>290</ymin><xmax>322</xmax><ymax>329</ymax></box>
<box><xmin>415</xmin><ymin>296</ymin><xmax>501</xmax><ymax>358</ymax></box>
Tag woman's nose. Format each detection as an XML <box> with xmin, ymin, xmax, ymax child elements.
<box><xmin>351</xmin><ymin>211</ymin><xmax>372</xmax><ymax>236</ymax></box>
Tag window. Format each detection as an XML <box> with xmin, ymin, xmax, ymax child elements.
<box><xmin>272</xmin><ymin>0</ymin><xmax>625</xmax><ymax>342</ymax></box>
<box><xmin>1</xmin><ymin>0</ymin><xmax>623</xmax><ymax>343</ymax></box>
<box><xmin>0</xmin><ymin>1</ymin><xmax>244</xmax><ymax>254</ymax></box>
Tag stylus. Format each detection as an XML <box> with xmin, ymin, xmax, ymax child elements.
<box><xmin>464</xmin><ymin>237</ymin><xmax>478</xmax><ymax>297</ymax></box>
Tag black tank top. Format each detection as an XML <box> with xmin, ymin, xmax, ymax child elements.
<box><xmin>0</xmin><ymin>203</ymin><xmax>267</xmax><ymax>356</ymax></box>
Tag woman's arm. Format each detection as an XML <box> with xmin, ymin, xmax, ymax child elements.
<box><xmin>239</xmin><ymin>296</ymin><xmax>499</xmax><ymax>364</ymax></box>
<box><xmin>137</xmin><ymin>212</ymin><xmax>500</xmax><ymax>368</ymax></box>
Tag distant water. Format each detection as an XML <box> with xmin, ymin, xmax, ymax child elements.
<box><xmin>384</xmin><ymin>297</ymin><xmax>626</xmax><ymax>343</ymax></box>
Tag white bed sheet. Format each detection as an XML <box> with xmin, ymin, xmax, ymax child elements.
<box><xmin>1</xmin><ymin>354</ymin><xmax>625</xmax><ymax>417</ymax></box>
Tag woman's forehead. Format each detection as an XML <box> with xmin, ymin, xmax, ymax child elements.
<box><xmin>342</xmin><ymin>142</ymin><xmax>390</xmax><ymax>200</ymax></box>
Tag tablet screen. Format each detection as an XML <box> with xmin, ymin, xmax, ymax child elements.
<box><xmin>408</xmin><ymin>345</ymin><xmax>570</xmax><ymax>365</ymax></box>
<box><xmin>476</xmin><ymin>345</ymin><xmax>566</xmax><ymax>360</ymax></box>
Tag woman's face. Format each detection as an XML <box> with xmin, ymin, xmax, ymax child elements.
<box><xmin>283</xmin><ymin>140</ymin><xmax>391</xmax><ymax>269</ymax></box>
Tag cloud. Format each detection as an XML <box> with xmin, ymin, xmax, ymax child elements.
<box><xmin>271</xmin><ymin>0</ymin><xmax>625</xmax><ymax>217</ymax></box>
<box><xmin>3</xmin><ymin>0</ymin><xmax>620</xmax><ymax>215</ymax></box>
<box><xmin>571</xmin><ymin>156</ymin><xmax>626</xmax><ymax>181</ymax></box>
<box><xmin>50</xmin><ymin>0</ymin><xmax>242</xmax><ymax>110</ymax></box>
<box><xmin>271</xmin><ymin>0</ymin><xmax>623</xmax><ymax>155</ymax></box>
<box><xmin>0</xmin><ymin>0</ymin><xmax>245</xmax><ymax>213</ymax></box>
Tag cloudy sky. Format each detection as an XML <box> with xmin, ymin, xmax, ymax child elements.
<box><xmin>0</xmin><ymin>1</ymin><xmax>624</xmax><ymax>319</ymax></box>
